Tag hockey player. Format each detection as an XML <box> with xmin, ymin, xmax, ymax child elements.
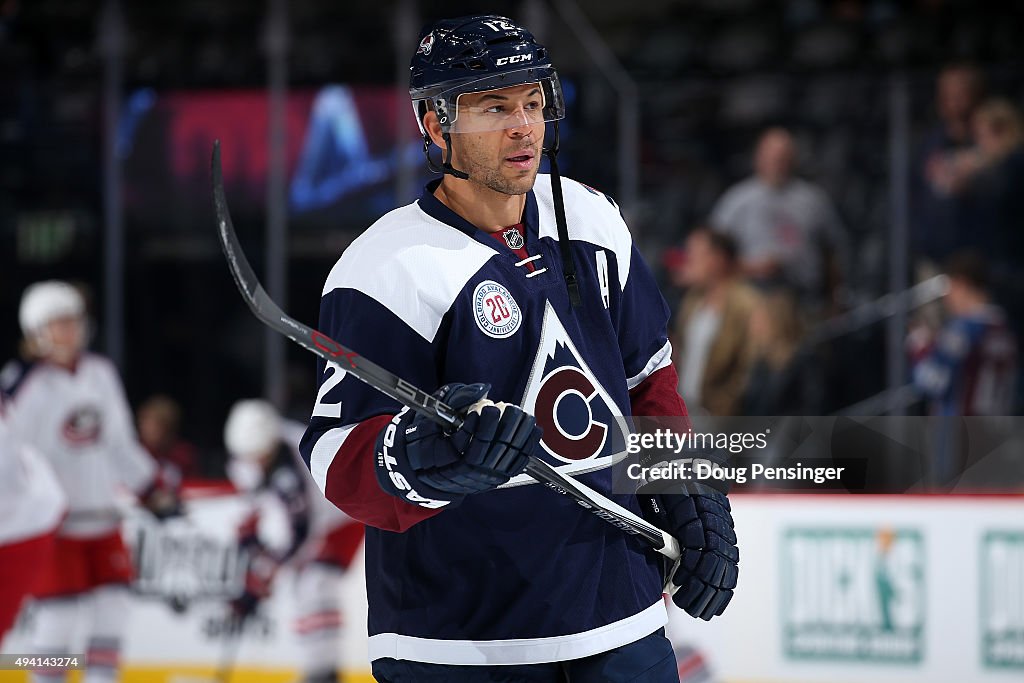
<box><xmin>0</xmin><ymin>415</ymin><xmax>67</xmax><ymax>642</ymax></box>
<box><xmin>299</xmin><ymin>16</ymin><xmax>739</xmax><ymax>682</ymax></box>
<box><xmin>1</xmin><ymin>281</ymin><xmax>171</xmax><ymax>683</ymax></box>
<box><xmin>224</xmin><ymin>400</ymin><xmax>364</xmax><ymax>683</ymax></box>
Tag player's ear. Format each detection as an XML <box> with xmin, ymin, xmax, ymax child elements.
<box><xmin>423</xmin><ymin>110</ymin><xmax>448</xmax><ymax>153</ymax></box>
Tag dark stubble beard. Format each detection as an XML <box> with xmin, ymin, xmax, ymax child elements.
<box><xmin>455</xmin><ymin>136</ymin><xmax>540</xmax><ymax>196</ymax></box>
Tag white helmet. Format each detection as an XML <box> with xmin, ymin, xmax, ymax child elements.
<box><xmin>19</xmin><ymin>281</ymin><xmax>85</xmax><ymax>337</ymax></box>
<box><xmin>224</xmin><ymin>399</ymin><xmax>281</xmax><ymax>461</ymax></box>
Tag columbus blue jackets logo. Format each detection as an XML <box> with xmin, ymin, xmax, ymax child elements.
<box><xmin>473</xmin><ymin>280</ymin><xmax>522</xmax><ymax>339</ymax></box>
<box><xmin>502</xmin><ymin>302</ymin><xmax>628</xmax><ymax>486</ymax></box>
<box><xmin>62</xmin><ymin>406</ymin><xmax>102</xmax><ymax>445</ymax></box>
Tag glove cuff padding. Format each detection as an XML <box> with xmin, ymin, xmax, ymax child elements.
<box><xmin>375</xmin><ymin>406</ymin><xmax>469</xmax><ymax>508</ymax></box>
<box><xmin>638</xmin><ymin>486</ymin><xmax>739</xmax><ymax>620</ymax></box>
<box><xmin>374</xmin><ymin>382</ymin><xmax>540</xmax><ymax>506</ymax></box>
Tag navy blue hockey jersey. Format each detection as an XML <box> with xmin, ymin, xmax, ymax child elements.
<box><xmin>299</xmin><ymin>174</ymin><xmax>680</xmax><ymax>665</ymax></box>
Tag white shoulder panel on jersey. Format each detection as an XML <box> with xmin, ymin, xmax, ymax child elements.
<box><xmin>533</xmin><ymin>174</ymin><xmax>634</xmax><ymax>288</ymax></box>
<box><xmin>83</xmin><ymin>352</ymin><xmax>115</xmax><ymax>380</ymax></box>
<box><xmin>322</xmin><ymin>202</ymin><xmax>497</xmax><ymax>343</ymax></box>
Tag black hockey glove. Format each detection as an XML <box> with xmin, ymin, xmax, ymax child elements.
<box><xmin>638</xmin><ymin>484</ymin><xmax>739</xmax><ymax>620</ymax></box>
<box><xmin>230</xmin><ymin>546</ymin><xmax>277</xmax><ymax>620</ymax></box>
<box><xmin>375</xmin><ymin>383</ymin><xmax>540</xmax><ymax>508</ymax></box>
<box><xmin>140</xmin><ymin>477</ymin><xmax>184</xmax><ymax>521</ymax></box>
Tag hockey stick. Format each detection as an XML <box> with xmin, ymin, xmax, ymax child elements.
<box><xmin>214</xmin><ymin>613</ymin><xmax>246</xmax><ymax>683</ymax></box>
<box><xmin>210</xmin><ymin>141</ymin><xmax>680</xmax><ymax>564</ymax></box>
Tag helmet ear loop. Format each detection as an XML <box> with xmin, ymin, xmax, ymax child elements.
<box><xmin>441</xmin><ymin>132</ymin><xmax>470</xmax><ymax>181</ymax></box>
<box><xmin>422</xmin><ymin>135</ymin><xmax>444</xmax><ymax>175</ymax></box>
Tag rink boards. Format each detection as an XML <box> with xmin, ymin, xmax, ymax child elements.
<box><xmin>2</xmin><ymin>492</ymin><xmax>1022</xmax><ymax>683</ymax></box>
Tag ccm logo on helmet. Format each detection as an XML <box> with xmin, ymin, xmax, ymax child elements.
<box><xmin>495</xmin><ymin>54</ymin><xmax>533</xmax><ymax>66</ymax></box>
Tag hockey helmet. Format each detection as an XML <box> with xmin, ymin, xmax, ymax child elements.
<box><xmin>409</xmin><ymin>15</ymin><xmax>565</xmax><ymax>136</ymax></box>
<box><xmin>224</xmin><ymin>399</ymin><xmax>281</xmax><ymax>461</ymax></box>
<box><xmin>19</xmin><ymin>281</ymin><xmax>85</xmax><ymax>337</ymax></box>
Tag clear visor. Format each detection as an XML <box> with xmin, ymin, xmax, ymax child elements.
<box><xmin>431</xmin><ymin>68</ymin><xmax>565</xmax><ymax>134</ymax></box>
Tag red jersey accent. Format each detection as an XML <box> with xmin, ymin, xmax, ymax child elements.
<box><xmin>323</xmin><ymin>414</ymin><xmax>442</xmax><ymax>533</ymax></box>
<box><xmin>33</xmin><ymin>531</ymin><xmax>134</xmax><ymax>598</ymax></box>
<box><xmin>489</xmin><ymin>224</ymin><xmax>534</xmax><ymax>272</ymax></box>
<box><xmin>629</xmin><ymin>364</ymin><xmax>691</xmax><ymax>427</ymax></box>
<box><xmin>313</xmin><ymin>521</ymin><xmax>366</xmax><ymax>569</ymax></box>
<box><xmin>0</xmin><ymin>531</ymin><xmax>56</xmax><ymax>637</ymax></box>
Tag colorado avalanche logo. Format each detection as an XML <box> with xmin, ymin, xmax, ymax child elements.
<box><xmin>501</xmin><ymin>302</ymin><xmax>628</xmax><ymax>486</ymax></box>
<box><xmin>473</xmin><ymin>280</ymin><xmax>522</xmax><ymax>339</ymax></box>
<box><xmin>417</xmin><ymin>32</ymin><xmax>435</xmax><ymax>56</ymax></box>
<box><xmin>62</xmin><ymin>406</ymin><xmax>102</xmax><ymax>445</ymax></box>
<box><xmin>532</xmin><ymin>365</ymin><xmax>608</xmax><ymax>462</ymax></box>
<box><xmin>502</xmin><ymin>227</ymin><xmax>524</xmax><ymax>250</ymax></box>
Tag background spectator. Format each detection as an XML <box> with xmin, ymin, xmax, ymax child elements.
<box><xmin>968</xmin><ymin>98</ymin><xmax>1024</xmax><ymax>269</ymax></box>
<box><xmin>709</xmin><ymin>127</ymin><xmax>848</xmax><ymax>314</ymax></box>
<box><xmin>137</xmin><ymin>394</ymin><xmax>201</xmax><ymax>483</ymax></box>
<box><xmin>913</xmin><ymin>63</ymin><xmax>987</xmax><ymax>264</ymax></box>
<box><xmin>671</xmin><ymin>228</ymin><xmax>758</xmax><ymax>416</ymax></box>
<box><xmin>741</xmin><ymin>290</ymin><xmax>824</xmax><ymax>416</ymax></box>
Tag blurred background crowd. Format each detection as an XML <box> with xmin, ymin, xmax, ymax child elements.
<box><xmin>1</xmin><ymin>0</ymin><xmax>1022</xmax><ymax>483</ymax></box>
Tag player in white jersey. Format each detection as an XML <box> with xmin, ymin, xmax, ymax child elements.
<box><xmin>0</xmin><ymin>281</ymin><xmax>171</xmax><ymax>683</ymax></box>
<box><xmin>0</xmin><ymin>414</ymin><xmax>67</xmax><ymax>642</ymax></box>
<box><xmin>225</xmin><ymin>400</ymin><xmax>364</xmax><ymax>683</ymax></box>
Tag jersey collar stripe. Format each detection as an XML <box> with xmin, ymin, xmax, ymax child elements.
<box><xmin>418</xmin><ymin>179</ymin><xmax>479</xmax><ymax>238</ymax></box>
<box><xmin>417</xmin><ymin>180</ymin><xmax>541</xmax><ymax>256</ymax></box>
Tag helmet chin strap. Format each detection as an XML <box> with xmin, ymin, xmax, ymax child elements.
<box><xmin>440</xmin><ymin>132</ymin><xmax>471</xmax><ymax>180</ymax></box>
<box><xmin>544</xmin><ymin>120</ymin><xmax>582</xmax><ymax>308</ymax></box>
<box><xmin>421</xmin><ymin>132</ymin><xmax>471</xmax><ymax>180</ymax></box>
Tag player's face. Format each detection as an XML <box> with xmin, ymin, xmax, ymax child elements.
<box><xmin>40</xmin><ymin>315</ymin><xmax>85</xmax><ymax>365</ymax></box>
<box><xmin>450</xmin><ymin>84</ymin><xmax>545</xmax><ymax>195</ymax></box>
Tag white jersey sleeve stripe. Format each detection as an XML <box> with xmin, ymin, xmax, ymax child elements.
<box><xmin>309</xmin><ymin>424</ymin><xmax>358</xmax><ymax>496</ymax></box>
<box><xmin>626</xmin><ymin>339</ymin><xmax>673</xmax><ymax>391</ymax></box>
<box><xmin>367</xmin><ymin>600</ymin><xmax>666</xmax><ymax>665</ymax></box>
